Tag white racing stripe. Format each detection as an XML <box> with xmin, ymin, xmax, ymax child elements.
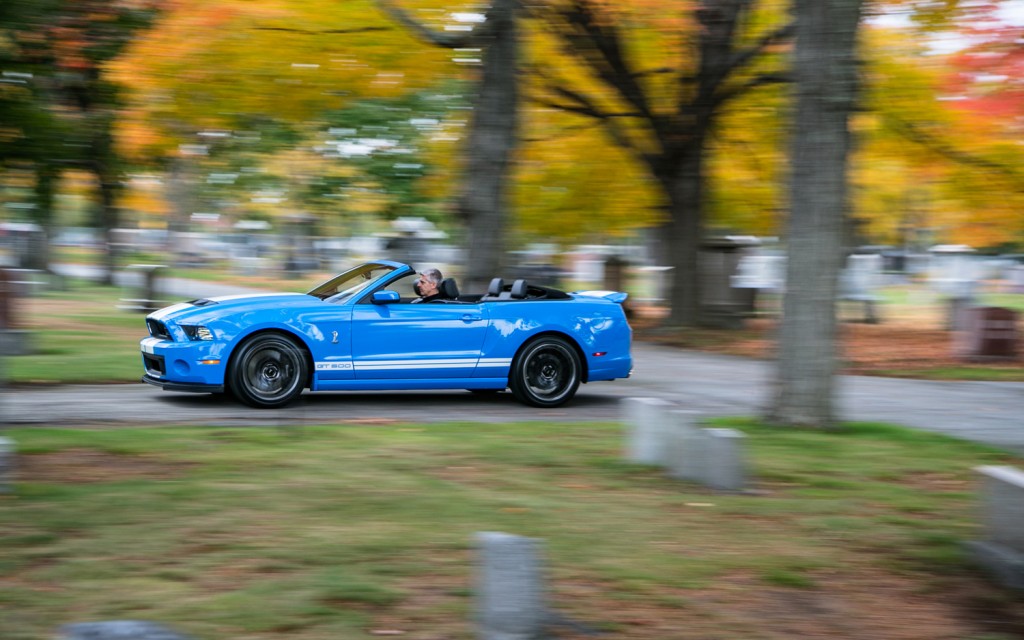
<box><xmin>208</xmin><ymin>292</ymin><xmax>305</xmax><ymax>302</ymax></box>
<box><xmin>356</xmin><ymin>365</ymin><xmax>469</xmax><ymax>370</ymax></box>
<box><xmin>477</xmin><ymin>358</ymin><xmax>512</xmax><ymax>366</ymax></box>
<box><xmin>314</xmin><ymin>357</ymin><xmax>512</xmax><ymax>372</ymax></box>
<box><xmin>140</xmin><ymin>337</ymin><xmax>171</xmax><ymax>354</ymax></box>
<box><xmin>355</xmin><ymin>358</ymin><xmax>477</xmax><ymax>366</ymax></box>
<box><xmin>148</xmin><ymin>303</ymin><xmax>192</xmax><ymax>321</ymax></box>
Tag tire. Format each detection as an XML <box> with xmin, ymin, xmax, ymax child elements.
<box><xmin>509</xmin><ymin>336</ymin><xmax>581</xmax><ymax>408</ymax></box>
<box><xmin>229</xmin><ymin>333</ymin><xmax>308</xmax><ymax>408</ymax></box>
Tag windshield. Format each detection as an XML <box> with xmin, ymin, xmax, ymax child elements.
<box><xmin>307</xmin><ymin>263</ymin><xmax>399</xmax><ymax>303</ymax></box>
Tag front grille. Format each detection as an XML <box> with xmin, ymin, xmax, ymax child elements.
<box><xmin>143</xmin><ymin>353</ymin><xmax>166</xmax><ymax>376</ymax></box>
<box><xmin>147</xmin><ymin>319</ymin><xmax>171</xmax><ymax>339</ymax></box>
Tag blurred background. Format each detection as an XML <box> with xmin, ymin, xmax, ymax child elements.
<box><xmin>1</xmin><ymin>0</ymin><xmax>1023</xmax><ymax>326</ymax></box>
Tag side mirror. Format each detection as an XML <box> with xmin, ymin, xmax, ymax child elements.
<box><xmin>371</xmin><ymin>290</ymin><xmax>401</xmax><ymax>305</ymax></box>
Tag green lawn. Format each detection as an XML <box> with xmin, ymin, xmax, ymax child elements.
<box><xmin>8</xmin><ymin>283</ymin><xmax>145</xmax><ymax>383</ymax></box>
<box><xmin>2</xmin><ymin>420</ymin><xmax>1021</xmax><ymax>639</ymax></box>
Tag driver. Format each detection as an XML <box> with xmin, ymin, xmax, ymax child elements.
<box><xmin>412</xmin><ymin>268</ymin><xmax>444</xmax><ymax>303</ymax></box>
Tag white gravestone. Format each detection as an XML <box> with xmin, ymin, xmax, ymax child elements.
<box><xmin>0</xmin><ymin>436</ymin><xmax>12</xmax><ymax>494</ymax></box>
<box><xmin>476</xmin><ymin>532</ymin><xmax>547</xmax><ymax>640</ymax></box>
<box><xmin>966</xmin><ymin>466</ymin><xmax>1024</xmax><ymax>590</ymax></box>
<box><xmin>701</xmin><ymin>428</ymin><xmax>747</xmax><ymax>492</ymax></box>
<box><xmin>665</xmin><ymin>410</ymin><xmax>704</xmax><ymax>482</ymax></box>
<box><xmin>622</xmin><ymin>397</ymin><xmax>673</xmax><ymax>466</ymax></box>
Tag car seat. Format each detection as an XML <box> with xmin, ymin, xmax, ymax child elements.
<box><xmin>510</xmin><ymin>279</ymin><xmax>529</xmax><ymax>299</ymax></box>
<box><xmin>439</xmin><ymin>277</ymin><xmax>460</xmax><ymax>300</ymax></box>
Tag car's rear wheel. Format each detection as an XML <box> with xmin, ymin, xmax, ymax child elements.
<box><xmin>509</xmin><ymin>336</ymin><xmax>581</xmax><ymax>408</ymax></box>
<box><xmin>229</xmin><ymin>333</ymin><xmax>308</xmax><ymax>408</ymax></box>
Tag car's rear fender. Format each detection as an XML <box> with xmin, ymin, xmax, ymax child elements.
<box><xmin>509</xmin><ymin>331</ymin><xmax>590</xmax><ymax>383</ymax></box>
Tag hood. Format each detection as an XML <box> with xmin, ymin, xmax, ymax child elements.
<box><xmin>147</xmin><ymin>292</ymin><xmax>311</xmax><ymax>324</ymax></box>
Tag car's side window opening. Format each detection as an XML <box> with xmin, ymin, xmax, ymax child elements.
<box><xmin>392</xmin><ymin>273</ymin><xmax>420</xmax><ymax>301</ymax></box>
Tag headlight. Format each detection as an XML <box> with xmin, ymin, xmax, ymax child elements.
<box><xmin>182</xmin><ymin>325</ymin><xmax>214</xmax><ymax>341</ymax></box>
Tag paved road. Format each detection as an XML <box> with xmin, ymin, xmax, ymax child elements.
<box><xmin>5</xmin><ymin>343</ymin><xmax>1023</xmax><ymax>453</ymax></box>
<box><xmin>20</xmin><ymin>264</ymin><xmax>1021</xmax><ymax>453</ymax></box>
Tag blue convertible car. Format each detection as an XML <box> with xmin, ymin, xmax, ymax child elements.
<box><xmin>140</xmin><ymin>260</ymin><xmax>632</xmax><ymax>408</ymax></box>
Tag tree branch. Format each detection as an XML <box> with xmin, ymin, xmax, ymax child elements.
<box><xmin>726</xmin><ymin>21</ymin><xmax>795</xmax><ymax>76</ymax></box>
<box><xmin>552</xmin><ymin>1</ymin><xmax>670</xmax><ymax>137</ymax></box>
<box><xmin>888</xmin><ymin>115</ymin><xmax>1024</xmax><ymax>190</ymax></box>
<box><xmin>253</xmin><ymin>26</ymin><xmax>393</xmax><ymax>35</ymax></box>
<box><xmin>528</xmin><ymin>75</ymin><xmax>654</xmax><ymax>169</ymax></box>
<box><xmin>713</xmin><ymin>72</ymin><xmax>790</xmax><ymax>108</ymax></box>
<box><xmin>520</xmin><ymin>120</ymin><xmax>603</xmax><ymax>144</ymax></box>
<box><xmin>375</xmin><ymin>0</ymin><xmax>482</xmax><ymax>49</ymax></box>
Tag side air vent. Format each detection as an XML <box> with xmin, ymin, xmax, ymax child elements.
<box><xmin>143</xmin><ymin>353</ymin><xmax>166</xmax><ymax>376</ymax></box>
<box><xmin>146</xmin><ymin>319</ymin><xmax>171</xmax><ymax>340</ymax></box>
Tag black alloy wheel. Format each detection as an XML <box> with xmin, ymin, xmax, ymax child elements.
<box><xmin>509</xmin><ymin>336</ymin><xmax>581</xmax><ymax>408</ymax></box>
<box><xmin>229</xmin><ymin>334</ymin><xmax>308</xmax><ymax>408</ymax></box>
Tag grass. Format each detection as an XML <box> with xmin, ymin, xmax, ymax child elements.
<box><xmin>2</xmin><ymin>420</ymin><xmax>1023</xmax><ymax>639</ymax></box>
<box><xmin>7</xmin><ymin>283</ymin><xmax>145</xmax><ymax>383</ymax></box>
<box><xmin>871</xmin><ymin>367</ymin><xmax>1024</xmax><ymax>382</ymax></box>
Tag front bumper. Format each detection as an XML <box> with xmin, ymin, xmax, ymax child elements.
<box><xmin>142</xmin><ymin>373</ymin><xmax>224</xmax><ymax>394</ymax></box>
<box><xmin>140</xmin><ymin>336</ymin><xmax>229</xmax><ymax>390</ymax></box>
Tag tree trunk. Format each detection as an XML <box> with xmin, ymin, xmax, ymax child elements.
<box><xmin>659</xmin><ymin>144</ymin><xmax>705</xmax><ymax>327</ymax></box>
<box><xmin>456</xmin><ymin>0</ymin><xmax>519</xmax><ymax>293</ymax></box>
<box><xmin>166</xmin><ymin>157</ymin><xmax>200</xmax><ymax>259</ymax></box>
<box><xmin>97</xmin><ymin>171</ymin><xmax>120</xmax><ymax>287</ymax></box>
<box><xmin>29</xmin><ymin>163</ymin><xmax>58</xmax><ymax>272</ymax></box>
<box><xmin>767</xmin><ymin>0</ymin><xmax>863</xmax><ymax>428</ymax></box>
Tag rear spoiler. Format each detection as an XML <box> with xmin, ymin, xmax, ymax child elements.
<box><xmin>572</xmin><ymin>290</ymin><xmax>629</xmax><ymax>304</ymax></box>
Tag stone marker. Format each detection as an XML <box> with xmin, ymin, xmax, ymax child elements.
<box><xmin>476</xmin><ymin>532</ymin><xmax>546</xmax><ymax>640</ymax></box>
<box><xmin>621</xmin><ymin>397</ymin><xmax>673</xmax><ymax>465</ymax></box>
<box><xmin>839</xmin><ymin>254</ymin><xmax>882</xmax><ymax>323</ymax></box>
<box><xmin>665</xmin><ymin>410</ymin><xmax>703</xmax><ymax>482</ymax></box>
<box><xmin>701</xmin><ymin>428</ymin><xmax>747</xmax><ymax>492</ymax></box>
<box><xmin>57</xmin><ymin>621</ymin><xmax>193</xmax><ymax>640</ymax></box>
<box><xmin>953</xmin><ymin>307</ymin><xmax>1019</xmax><ymax>361</ymax></box>
<box><xmin>966</xmin><ymin>466</ymin><xmax>1024</xmax><ymax>589</ymax></box>
<box><xmin>0</xmin><ymin>436</ymin><xmax>13</xmax><ymax>494</ymax></box>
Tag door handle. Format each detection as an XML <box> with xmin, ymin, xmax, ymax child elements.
<box><xmin>461</xmin><ymin>314</ymin><xmax>482</xmax><ymax>322</ymax></box>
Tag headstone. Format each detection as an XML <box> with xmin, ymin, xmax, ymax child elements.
<box><xmin>966</xmin><ymin>466</ymin><xmax>1024</xmax><ymax>590</ymax></box>
<box><xmin>57</xmin><ymin>621</ymin><xmax>193</xmax><ymax>640</ymax></box>
<box><xmin>622</xmin><ymin>397</ymin><xmax>673</xmax><ymax>465</ymax></box>
<box><xmin>700</xmin><ymin>236</ymin><xmax>760</xmax><ymax>328</ymax></box>
<box><xmin>119</xmin><ymin>265</ymin><xmax>167</xmax><ymax>314</ymax></box>
<box><xmin>475</xmin><ymin>532</ymin><xmax>547</xmax><ymax>640</ymax></box>
<box><xmin>665</xmin><ymin>410</ymin><xmax>704</xmax><ymax>482</ymax></box>
<box><xmin>928</xmin><ymin>245</ymin><xmax>981</xmax><ymax>329</ymax></box>
<box><xmin>0</xmin><ymin>436</ymin><xmax>13</xmax><ymax>494</ymax></box>
<box><xmin>953</xmin><ymin>307</ymin><xmax>1019</xmax><ymax>361</ymax></box>
<box><xmin>701</xmin><ymin>428</ymin><xmax>747</xmax><ymax>492</ymax></box>
<box><xmin>603</xmin><ymin>256</ymin><xmax>631</xmax><ymax>316</ymax></box>
<box><xmin>839</xmin><ymin>254</ymin><xmax>882</xmax><ymax>323</ymax></box>
<box><xmin>1007</xmin><ymin>265</ymin><xmax>1024</xmax><ymax>294</ymax></box>
<box><xmin>0</xmin><ymin>267</ymin><xmax>13</xmax><ymax>329</ymax></box>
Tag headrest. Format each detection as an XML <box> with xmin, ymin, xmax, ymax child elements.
<box><xmin>440</xmin><ymin>278</ymin><xmax>460</xmax><ymax>299</ymax></box>
<box><xmin>488</xmin><ymin>278</ymin><xmax>504</xmax><ymax>296</ymax></box>
<box><xmin>510</xmin><ymin>279</ymin><xmax>528</xmax><ymax>299</ymax></box>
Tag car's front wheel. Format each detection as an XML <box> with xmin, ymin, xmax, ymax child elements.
<box><xmin>509</xmin><ymin>336</ymin><xmax>581</xmax><ymax>408</ymax></box>
<box><xmin>229</xmin><ymin>333</ymin><xmax>308</xmax><ymax>408</ymax></box>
